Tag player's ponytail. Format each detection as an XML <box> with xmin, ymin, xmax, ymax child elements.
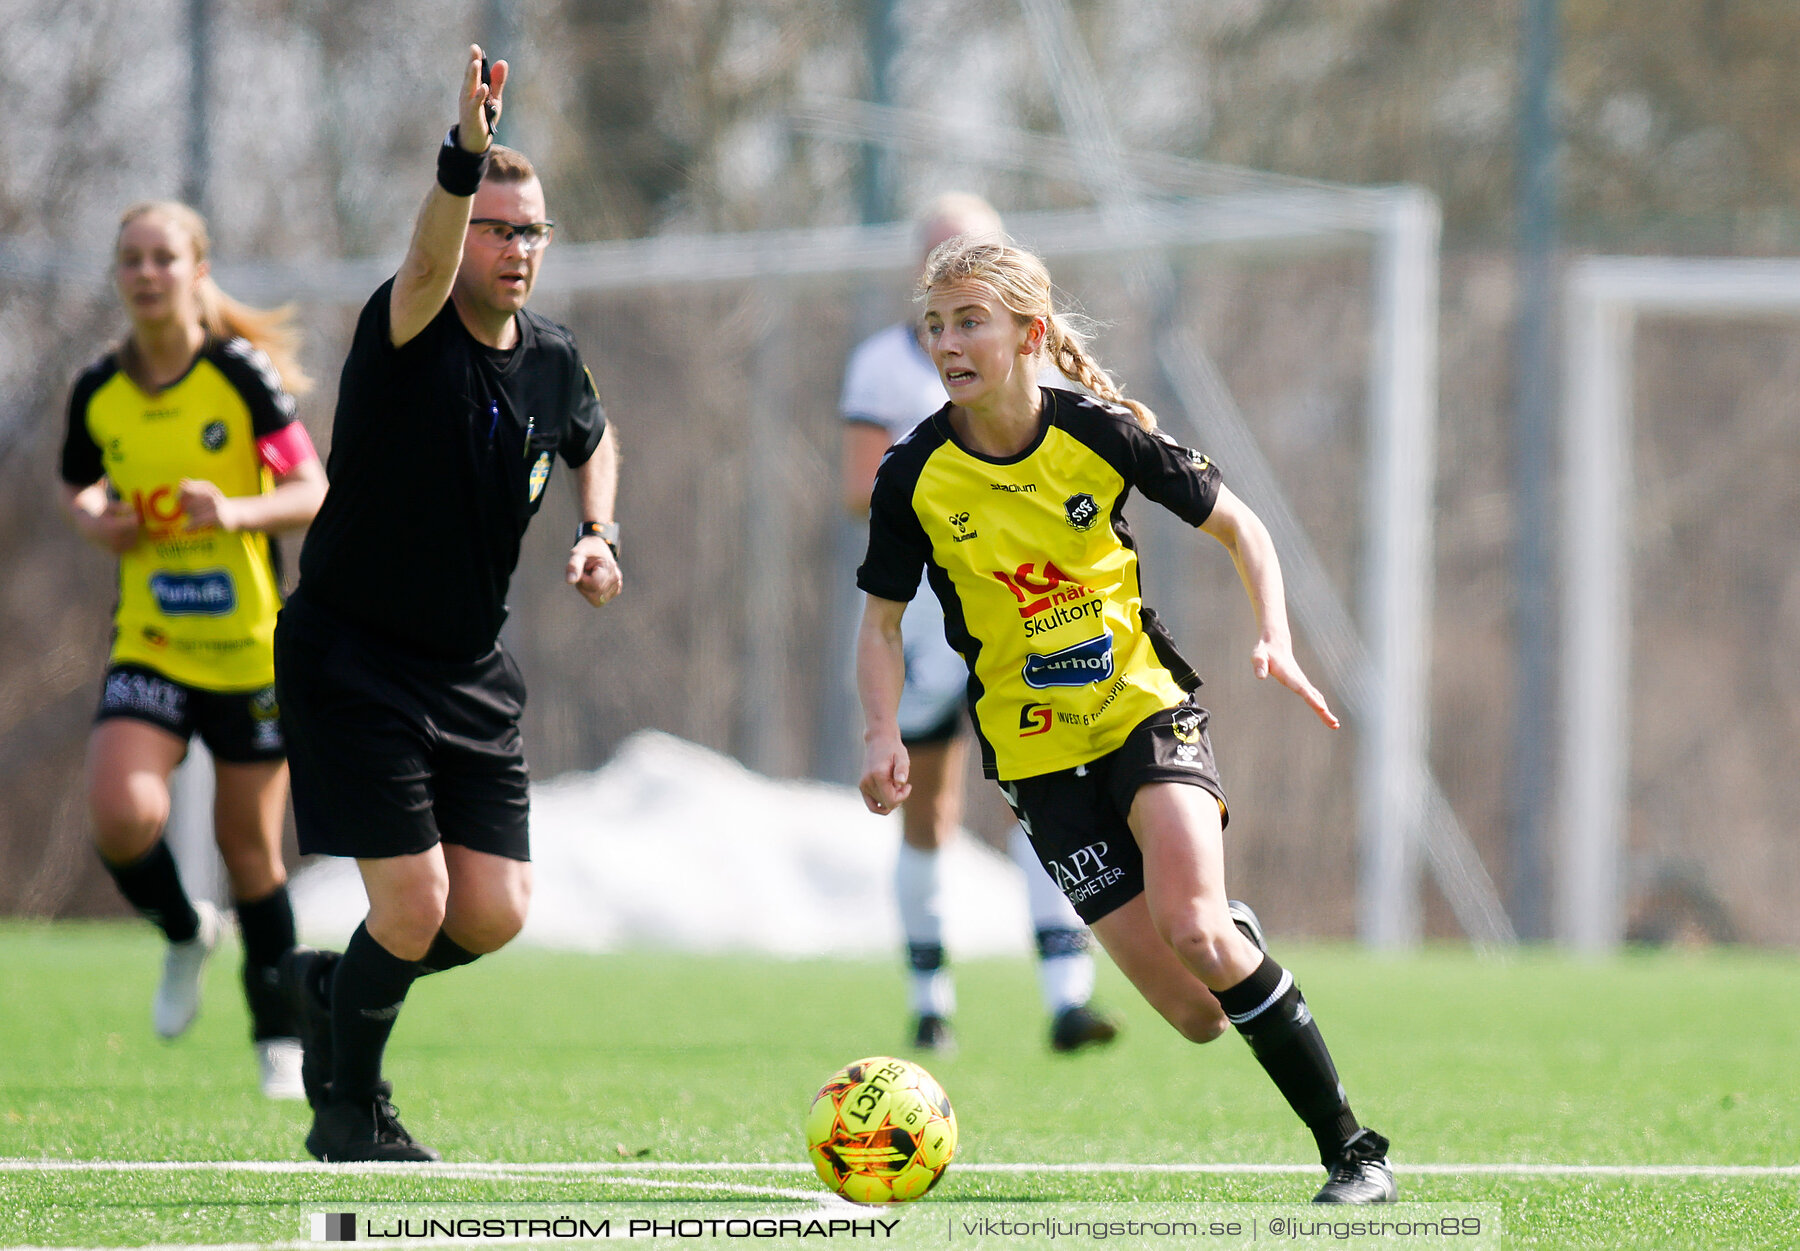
<box><xmin>919</xmin><ymin>235</ymin><xmax>1157</xmax><ymax>432</ymax></box>
<box><xmin>115</xmin><ymin>201</ymin><xmax>314</xmax><ymax>396</ymax></box>
<box><xmin>1041</xmin><ymin>313</ymin><xmax>1157</xmax><ymax>433</ymax></box>
<box><xmin>195</xmin><ymin>280</ymin><xmax>314</xmax><ymax>397</ymax></box>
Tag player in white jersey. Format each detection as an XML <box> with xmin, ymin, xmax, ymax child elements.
<box><xmin>840</xmin><ymin>193</ymin><xmax>1118</xmax><ymax>1055</ymax></box>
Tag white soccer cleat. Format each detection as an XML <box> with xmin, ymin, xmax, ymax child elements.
<box><xmin>257</xmin><ymin>1037</ymin><xmax>307</xmax><ymax>1100</ymax></box>
<box><xmin>153</xmin><ymin>899</ymin><xmax>220</xmax><ymax>1039</ymax></box>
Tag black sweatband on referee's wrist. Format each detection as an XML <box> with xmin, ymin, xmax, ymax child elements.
<box><xmin>437</xmin><ymin>127</ymin><xmax>490</xmax><ymax>196</ymax></box>
<box><xmin>576</xmin><ymin>520</ymin><xmax>619</xmax><ymax>559</ymax></box>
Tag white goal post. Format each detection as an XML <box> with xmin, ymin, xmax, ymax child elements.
<box><xmin>1559</xmin><ymin>256</ymin><xmax>1800</xmax><ymax>951</ymax></box>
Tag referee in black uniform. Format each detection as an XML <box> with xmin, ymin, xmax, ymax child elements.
<box><xmin>274</xmin><ymin>46</ymin><xmax>621</xmax><ymax>1162</ymax></box>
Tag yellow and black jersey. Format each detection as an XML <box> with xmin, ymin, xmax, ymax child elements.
<box><xmin>858</xmin><ymin>388</ymin><xmax>1222</xmax><ymax>781</ymax></box>
<box><xmin>60</xmin><ymin>336</ymin><xmax>308</xmax><ymax>692</ymax></box>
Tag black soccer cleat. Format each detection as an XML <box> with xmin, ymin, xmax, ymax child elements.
<box><xmin>305</xmin><ymin>1081</ymin><xmax>441</xmax><ymax>1163</ymax></box>
<box><xmin>910</xmin><ymin>1013</ymin><xmax>956</xmax><ymax>1055</ymax></box>
<box><xmin>1227</xmin><ymin>899</ymin><xmax>1268</xmax><ymax>954</ymax></box>
<box><xmin>1312</xmin><ymin>1129</ymin><xmax>1397</xmax><ymax>1204</ymax></box>
<box><xmin>1049</xmin><ymin>1003</ymin><xmax>1120</xmax><ymax>1053</ymax></box>
<box><xmin>278</xmin><ymin>945</ymin><xmax>340</xmax><ymax>1110</ymax></box>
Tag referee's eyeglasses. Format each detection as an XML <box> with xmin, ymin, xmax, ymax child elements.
<box><xmin>468</xmin><ymin>218</ymin><xmax>556</xmax><ymax>255</ymax></box>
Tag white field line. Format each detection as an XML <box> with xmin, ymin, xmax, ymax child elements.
<box><xmin>3</xmin><ymin>1157</ymin><xmax>1797</xmax><ymax>1178</ymax></box>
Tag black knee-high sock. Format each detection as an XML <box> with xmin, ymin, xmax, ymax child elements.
<box><xmin>104</xmin><ymin>841</ymin><xmax>199</xmax><ymax>943</ymax></box>
<box><xmin>329</xmin><ymin>922</ymin><xmax>419</xmax><ymax>1102</ymax></box>
<box><xmin>235</xmin><ymin>887</ymin><xmax>298</xmax><ymax>1040</ymax></box>
<box><xmin>1214</xmin><ymin>955</ymin><xmax>1362</xmax><ymax>1165</ymax></box>
<box><xmin>415</xmin><ymin>931</ymin><xmax>481</xmax><ymax>977</ymax></box>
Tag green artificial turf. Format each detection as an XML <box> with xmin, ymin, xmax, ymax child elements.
<box><xmin>1</xmin><ymin>922</ymin><xmax>1795</xmax><ymax>1247</ymax></box>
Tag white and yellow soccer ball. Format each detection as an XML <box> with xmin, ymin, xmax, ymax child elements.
<box><xmin>805</xmin><ymin>1056</ymin><xmax>957</xmax><ymax>1204</ymax></box>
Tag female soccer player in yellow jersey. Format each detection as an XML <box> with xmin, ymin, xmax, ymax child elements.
<box><xmin>58</xmin><ymin>201</ymin><xmax>326</xmax><ymax>1098</ymax></box>
<box><xmin>855</xmin><ymin>237</ymin><xmax>1395</xmax><ymax>1204</ymax></box>
<box><xmin>841</xmin><ymin>193</ymin><xmax>1117</xmax><ymax>1057</ymax></box>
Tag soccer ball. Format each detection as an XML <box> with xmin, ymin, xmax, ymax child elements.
<box><xmin>805</xmin><ymin>1056</ymin><xmax>957</xmax><ymax>1204</ymax></box>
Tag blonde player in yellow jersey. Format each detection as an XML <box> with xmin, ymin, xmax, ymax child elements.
<box><xmin>58</xmin><ymin>201</ymin><xmax>326</xmax><ymax>1098</ymax></box>
<box><xmin>842</xmin><ymin>193</ymin><xmax>1117</xmax><ymax>1056</ymax></box>
<box><xmin>856</xmin><ymin>237</ymin><xmax>1396</xmax><ymax>1204</ymax></box>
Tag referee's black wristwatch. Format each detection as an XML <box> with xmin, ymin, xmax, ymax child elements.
<box><xmin>576</xmin><ymin>520</ymin><xmax>620</xmax><ymax>560</ymax></box>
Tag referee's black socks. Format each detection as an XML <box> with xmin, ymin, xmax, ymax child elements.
<box><xmin>329</xmin><ymin>923</ymin><xmax>419</xmax><ymax>1102</ymax></box>
<box><xmin>416</xmin><ymin>931</ymin><xmax>481</xmax><ymax>976</ymax></box>
<box><xmin>1213</xmin><ymin>954</ymin><xmax>1362</xmax><ymax>1166</ymax></box>
<box><xmin>103</xmin><ymin>839</ymin><xmax>200</xmax><ymax>944</ymax></box>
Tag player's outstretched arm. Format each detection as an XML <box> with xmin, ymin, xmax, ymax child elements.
<box><xmin>1199</xmin><ymin>484</ymin><xmax>1340</xmax><ymax>729</ymax></box>
<box><xmin>856</xmin><ymin>594</ymin><xmax>913</xmax><ymax>814</ymax></box>
<box><xmin>566</xmin><ymin>426</ymin><xmax>622</xmax><ymax>606</ymax></box>
<box><xmin>390</xmin><ymin>44</ymin><xmax>507</xmax><ymax>348</ymax></box>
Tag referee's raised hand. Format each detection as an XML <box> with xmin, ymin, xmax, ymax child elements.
<box><xmin>459</xmin><ymin>44</ymin><xmax>505</xmax><ymax>152</ymax></box>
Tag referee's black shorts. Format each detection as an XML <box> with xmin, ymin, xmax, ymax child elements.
<box><xmin>274</xmin><ymin>593</ymin><xmax>531</xmax><ymax>862</ymax></box>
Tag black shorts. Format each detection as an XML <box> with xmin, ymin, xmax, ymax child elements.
<box><xmin>998</xmin><ymin>693</ymin><xmax>1229</xmax><ymax>924</ymax></box>
<box><xmin>274</xmin><ymin>595</ymin><xmax>531</xmax><ymax>862</ymax></box>
<box><xmin>95</xmin><ymin>663</ymin><xmax>285</xmax><ymax>764</ymax></box>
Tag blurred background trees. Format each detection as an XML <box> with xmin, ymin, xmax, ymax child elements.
<box><xmin>2</xmin><ymin>0</ymin><xmax>1795</xmax><ymax>943</ymax></box>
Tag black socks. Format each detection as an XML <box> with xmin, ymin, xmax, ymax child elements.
<box><xmin>1214</xmin><ymin>954</ymin><xmax>1362</xmax><ymax>1165</ymax></box>
<box><xmin>104</xmin><ymin>840</ymin><xmax>199</xmax><ymax>943</ymax></box>
<box><xmin>322</xmin><ymin>925</ymin><xmax>485</xmax><ymax>1100</ymax></box>
<box><xmin>328</xmin><ymin>922</ymin><xmax>420</xmax><ymax>1102</ymax></box>
<box><xmin>906</xmin><ymin>941</ymin><xmax>946</xmax><ymax>974</ymax></box>
<box><xmin>416</xmin><ymin>931</ymin><xmax>481</xmax><ymax>976</ymax></box>
<box><xmin>235</xmin><ymin>887</ymin><xmax>298</xmax><ymax>1040</ymax></box>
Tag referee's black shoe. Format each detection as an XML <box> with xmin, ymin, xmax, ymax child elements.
<box><xmin>278</xmin><ymin>946</ymin><xmax>339</xmax><ymax>1110</ymax></box>
<box><xmin>305</xmin><ymin>1081</ymin><xmax>441</xmax><ymax>1163</ymax></box>
<box><xmin>1312</xmin><ymin>1129</ymin><xmax>1397</xmax><ymax>1204</ymax></box>
<box><xmin>1227</xmin><ymin>899</ymin><xmax>1268</xmax><ymax>954</ymax></box>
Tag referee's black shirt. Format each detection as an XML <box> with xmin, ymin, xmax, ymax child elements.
<box><xmin>295</xmin><ymin>279</ymin><xmax>606</xmax><ymax>662</ymax></box>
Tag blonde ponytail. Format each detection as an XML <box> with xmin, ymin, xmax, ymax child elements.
<box><xmin>919</xmin><ymin>235</ymin><xmax>1157</xmax><ymax>431</ymax></box>
<box><xmin>116</xmin><ymin>201</ymin><xmax>314</xmax><ymax>396</ymax></box>
<box><xmin>195</xmin><ymin>279</ymin><xmax>314</xmax><ymax>396</ymax></box>
<box><xmin>1043</xmin><ymin>312</ymin><xmax>1157</xmax><ymax>432</ymax></box>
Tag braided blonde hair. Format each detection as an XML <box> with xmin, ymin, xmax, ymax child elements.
<box><xmin>918</xmin><ymin>235</ymin><xmax>1156</xmax><ymax>431</ymax></box>
<box><xmin>116</xmin><ymin>201</ymin><xmax>314</xmax><ymax>395</ymax></box>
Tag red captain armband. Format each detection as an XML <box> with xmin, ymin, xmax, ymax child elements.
<box><xmin>256</xmin><ymin>423</ymin><xmax>319</xmax><ymax>476</ymax></box>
